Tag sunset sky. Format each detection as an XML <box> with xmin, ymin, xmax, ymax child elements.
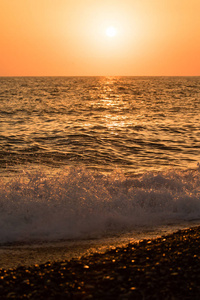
<box><xmin>1</xmin><ymin>0</ymin><xmax>200</xmax><ymax>76</ymax></box>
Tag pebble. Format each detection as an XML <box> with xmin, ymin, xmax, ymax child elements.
<box><xmin>0</xmin><ymin>226</ymin><xmax>200</xmax><ymax>299</ymax></box>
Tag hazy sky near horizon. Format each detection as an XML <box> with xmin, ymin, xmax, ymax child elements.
<box><xmin>1</xmin><ymin>0</ymin><xmax>200</xmax><ymax>76</ymax></box>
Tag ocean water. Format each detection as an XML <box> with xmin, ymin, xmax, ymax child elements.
<box><xmin>0</xmin><ymin>76</ymin><xmax>200</xmax><ymax>245</ymax></box>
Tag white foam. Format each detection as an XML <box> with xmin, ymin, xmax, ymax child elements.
<box><xmin>0</xmin><ymin>166</ymin><xmax>200</xmax><ymax>243</ymax></box>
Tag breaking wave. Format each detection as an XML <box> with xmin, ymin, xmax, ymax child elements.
<box><xmin>0</xmin><ymin>166</ymin><xmax>200</xmax><ymax>244</ymax></box>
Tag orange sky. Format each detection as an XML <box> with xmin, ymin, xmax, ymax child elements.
<box><xmin>0</xmin><ymin>0</ymin><xmax>200</xmax><ymax>76</ymax></box>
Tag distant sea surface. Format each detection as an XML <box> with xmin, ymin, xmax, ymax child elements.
<box><xmin>0</xmin><ymin>76</ymin><xmax>200</xmax><ymax>245</ymax></box>
<box><xmin>1</xmin><ymin>76</ymin><xmax>200</xmax><ymax>175</ymax></box>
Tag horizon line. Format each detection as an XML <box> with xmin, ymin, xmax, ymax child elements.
<box><xmin>0</xmin><ymin>75</ymin><xmax>200</xmax><ymax>78</ymax></box>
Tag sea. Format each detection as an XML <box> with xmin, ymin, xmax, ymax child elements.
<box><xmin>0</xmin><ymin>76</ymin><xmax>200</xmax><ymax>266</ymax></box>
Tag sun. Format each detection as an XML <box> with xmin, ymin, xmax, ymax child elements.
<box><xmin>106</xmin><ymin>26</ymin><xmax>117</xmax><ymax>37</ymax></box>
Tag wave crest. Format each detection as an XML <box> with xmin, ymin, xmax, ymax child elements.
<box><xmin>0</xmin><ymin>167</ymin><xmax>200</xmax><ymax>243</ymax></box>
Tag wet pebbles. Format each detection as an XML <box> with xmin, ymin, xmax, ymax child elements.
<box><xmin>0</xmin><ymin>226</ymin><xmax>200</xmax><ymax>299</ymax></box>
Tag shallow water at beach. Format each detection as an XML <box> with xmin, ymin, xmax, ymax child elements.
<box><xmin>0</xmin><ymin>76</ymin><xmax>200</xmax><ymax>251</ymax></box>
<box><xmin>1</xmin><ymin>220</ymin><xmax>200</xmax><ymax>269</ymax></box>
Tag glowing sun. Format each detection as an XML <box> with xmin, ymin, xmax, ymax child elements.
<box><xmin>106</xmin><ymin>26</ymin><xmax>117</xmax><ymax>37</ymax></box>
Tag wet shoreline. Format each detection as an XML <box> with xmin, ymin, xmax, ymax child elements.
<box><xmin>1</xmin><ymin>221</ymin><xmax>199</xmax><ymax>270</ymax></box>
<box><xmin>0</xmin><ymin>226</ymin><xmax>200</xmax><ymax>299</ymax></box>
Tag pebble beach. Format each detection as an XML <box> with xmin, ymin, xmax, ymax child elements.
<box><xmin>0</xmin><ymin>226</ymin><xmax>200</xmax><ymax>299</ymax></box>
